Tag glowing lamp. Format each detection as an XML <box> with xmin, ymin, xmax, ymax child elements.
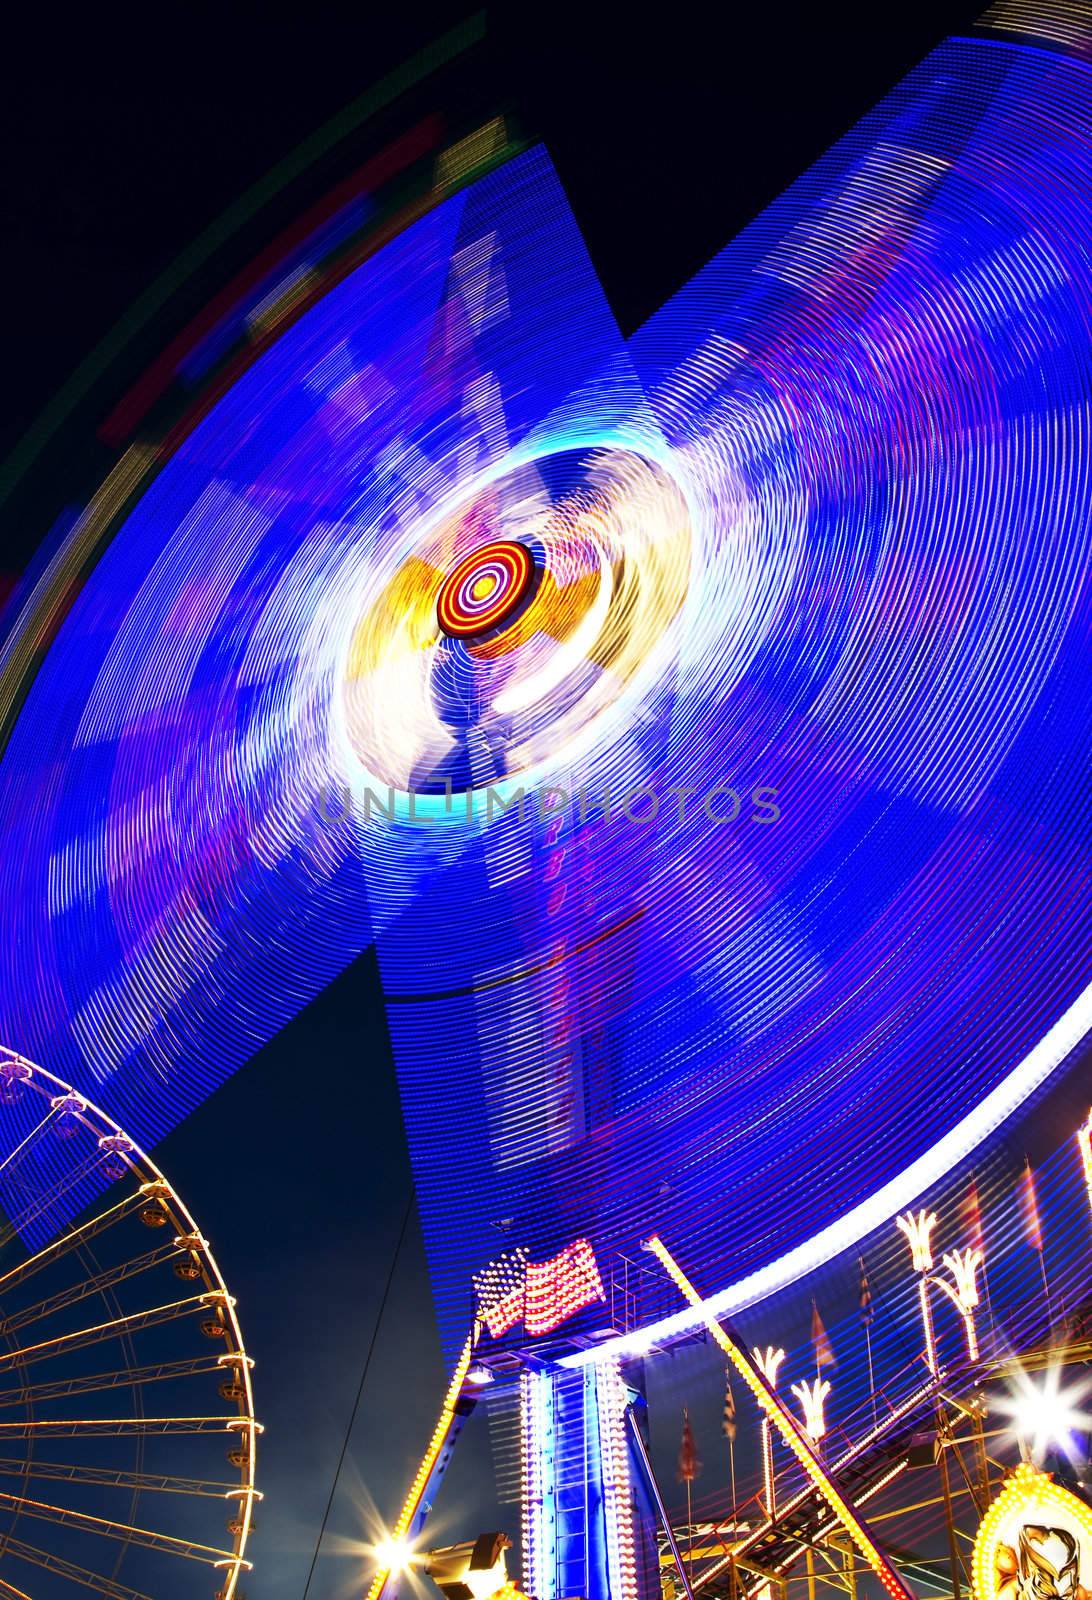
<box><xmin>994</xmin><ymin>1367</ymin><xmax>1092</xmax><ymax>1463</ymax></box>
<box><xmin>941</xmin><ymin>1247</ymin><xmax>982</xmax><ymax>1312</ymax></box>
<box><xmin>791</xmin><ymin>1378</ymin><xmax>832</xmax><ymax>1443</ymax></box>
<box><xmin>375</xmin><ymin>1537</ymin><xmax>416</xmax><ymax>1575</ymax></box>
<box><xmin>896</xmin><ymin>1210</ymin><xmax>937</xmax><ymax>1273</ymax></box>
<box><xmin>753</xmin><ymin>1346</ymin><xmax>786</xmax><ymax>1386</ymax></box>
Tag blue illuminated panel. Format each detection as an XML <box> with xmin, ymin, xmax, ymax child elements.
<box><xmin>0</xmin><ymin>25</ymin><xmax>1089</xmax><ymax>1362</ymax></box>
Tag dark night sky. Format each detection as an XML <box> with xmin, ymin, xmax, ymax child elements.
<box><xmin>0</xmin><ymin>4</ymin><xmax>1007</xmax><ymax>1595</ymax></box>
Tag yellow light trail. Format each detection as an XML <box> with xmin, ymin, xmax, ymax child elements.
<box><xmin>364</xmin><ymin>1325</ymin><xmax>477</xmax><ymax>1600</ymax></box>
<box><xmin>643</xmin><ymin>1236</ymin><xmax>914</xmax><ymax>1600</ymax></box>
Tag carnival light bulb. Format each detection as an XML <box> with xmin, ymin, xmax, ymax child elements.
<box><xmin>897</xmin><ymin>1210</ymin><xmax>938</xmax><ymax>1273</ymax></box>
<box><xmin>753</xmin><ymin>1346</ymin><xmax>786</xmax><ymax>1386</ymax></box>
<box><xmin>791</xmin><ymin>1378</ymin><xmax>832</xmax><ymax>1443</ymax></box>
<box><xmin>942</xmin><ymin>1247</ymin><xmax>982</xmax><ymax>1311</ymax></box>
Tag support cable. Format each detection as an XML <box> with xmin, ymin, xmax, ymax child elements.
<box><xmin>301</xmin><ymin>1195</ymin><xmax>414</xmax><ymax>1600</ymax></box>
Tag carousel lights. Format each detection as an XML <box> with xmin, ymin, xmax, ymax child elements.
<box><xmin>3</xmin><ymin>35</ymin><xmax>1091</xmax><ymax>1392</ymax></box>
<box><xmin>435</xmin><ymin>540</ymin><xmax>535</xmax><ymax>641</ymax></box>
<box><xmin>6</xmin><ymin>45</ymin><xmax>1092</xmax><ymax>1390</ymax></box>
<box><xmin>561</xmin><ymin>1006</ymin><xmax>1092</xmax><ymax>1373</ymax></box>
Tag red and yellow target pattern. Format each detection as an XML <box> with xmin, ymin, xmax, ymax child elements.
<box><xmin>436</xmin><ymin>540</ymin><xmax>535</xmax><ymax>639</ymax></box>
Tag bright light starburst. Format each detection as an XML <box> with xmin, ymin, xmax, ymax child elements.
<box><xmin>994</xmin><ymin>1366</ymin><xmax>1092</xmax><ymax>1463</ymax></box>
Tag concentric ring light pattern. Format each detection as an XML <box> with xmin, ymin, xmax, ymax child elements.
<box><xmin>436</xmin><ymin>539</ymin><xmax>535</xmax><ymax>639</ymax></box>
<box><xmin>0</xmin><ymin>27</ymin><xmax>1090</xmax><ymax>1361</ymax></box>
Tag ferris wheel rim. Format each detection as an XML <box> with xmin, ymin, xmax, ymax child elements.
<box><xmin>0</xmin><ymin>1044</ymin><xmax>259</xmax><ymax>1600</ymax></box>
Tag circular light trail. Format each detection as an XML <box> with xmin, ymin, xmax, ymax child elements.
<box><xmin>0</xmin><ymin>30</ymin><xmax>1090</xmax><ymax>1370</ymax></box>
<box><xmin>436</xmin><ymin>540</ymin><xmax>535</xmax><ymax>639</ymax></box>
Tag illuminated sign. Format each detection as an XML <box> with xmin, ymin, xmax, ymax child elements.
<box><xmin>477</xmin><ymin>1238</ymin><xmax>605</xmax><ymax>1338</ymax></box>
<box><xmin>972</xmin><ymin>1464</ymin><xmax>1092</xmax><ymax>1600</ymax></box>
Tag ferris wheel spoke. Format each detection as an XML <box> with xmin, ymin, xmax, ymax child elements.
<box><xmin>0</xmin><ymin>1187</ymin><xmax>166</xmax><ymax>1298</ymax></box>
<box><xmin>0</xmin><ymin>1455</ymin><xmax>248</xmax><ymax>1499</ymax></box>
<box><xmin>0</xmin><ymin>1353</ymin><xmax>229</xmax><ymax>1409</ymax></box>
<box><xmin>0</xmin><ymin>1292</ymin><xmax>226</xmax><ymax>1374</ymax></box>
<box><xmin>0</xmin><ymin>1416</ymin><xmax>248</xmax><ymax>1439</ymax></box>
<box><xmin>0</xmin><ymin>1488</ymin><xmax>240</xmax><ymax>1565</ymax></box>
<box><xmin>0</xmin><ymin>1533</ymin><xmax>154</xmax><ymax>1600</ymax></box>
<box><xmin>0</xmin><ymin>1239</ymin><xmax>196</xmax><ymax>1336</ymax></box>
<box><xmin>0</xmin><ymin>1109</ymin><xmax>60</xmax><ymax>1181</ymax></box>
<box><xmin>0</xmin><ymin>1152</ymin><xmax>119</xmax><ymax>1251</ymax></box>
<box><xmin>0</xmin><ymin>1574</ymin><xmax>31</xmax><ymax>1600</ymax></box>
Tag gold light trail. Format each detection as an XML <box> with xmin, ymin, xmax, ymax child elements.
<box><xmin>364</xmin><ymin>1325</ymin><xmax>478</xmax><ymax>1600</ymax></box>
<box><xmin>644</xmin><ymin>1235</ymin><xmax>914</xmax><ymax>1600</ymax></box>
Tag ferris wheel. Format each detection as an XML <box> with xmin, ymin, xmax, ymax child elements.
<box><xmin>0</xmin><ymin>1048</ymin><xmax>258</xmax><ymax>1600</ymax></box>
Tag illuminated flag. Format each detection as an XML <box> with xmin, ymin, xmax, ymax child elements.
<box><xmin>722</xmin><ymin>1373</ymin><xmax>737</xmax><ymax>1442</ymax></box>
<box><xmin>858</xmin><ymin>1260</ymin><xmax>874</xmax><ymax>1328</ymax></box>
<box><xmin>525</xmin><ymin>1237</ymin><xmax>605</xmax><ymax>1335</ymax></box>
<box><xmin>473</xmin><ymin>1247</ymin><xmax>529</xmax><ymax>1338</ymax></box>
<box><xmin>960</xmin><ymin>1175</ymin><xmax>986</xmax><ymax>1254</ymax></box>
<box><xmin>678</xmin><ymin>1407</ymin><xmax>701</xmax><ymax>1482</ymax></box>
<box><xmin>1020</xmin><ymin>1159</ymin><xmax>1044</xmax><ymax>1252</ymax></box>
<box><xmin>812</xmin><ymin>1299</ymin><xmax>836</xmax><ymax>1368</ymax></box>
<box><xmin>478</xmin><ymin>1237</ymin><xmax>605</xmax><ymax>1338</ymax></box>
